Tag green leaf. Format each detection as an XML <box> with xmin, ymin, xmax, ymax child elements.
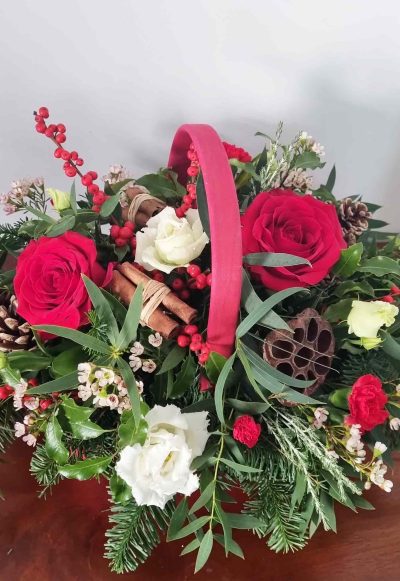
<box><xmin>293</xmin><ymin>151</ymin><xmax>325</xmax><ymax>170</ymax></box>
<box><xmin>229</xmin><ymin>159</ymin><xmax>260</xmax><ymax>181</ymax></box>
<box><xmin>101</xmin><ymin>289</ymin><xmax>127</xmax><ymax>326</ymax></box>
<box><xmin>45</xmin><ymin>415</ymin><xmax>69</xmax><ymax>465</ymax></box>
<box><xmin>195</xmin><ymin>529</ymin><xmax>214</xmax><ymax>573</ymax></box>
<box><xmin>332</xmin><ymin>243</ymin><xmax>363</xmax><ymax>278</ymax></box>
<box><xmin>32</xmin><ymin>325</ymin><xmax>111</xmax><ymax>355</ymax></box>
<box><xmin>243</xmin><ymin>253</ymin><xmax>310</xmax><ymax>267</ymax></box>
<box><xmin>75</xmin><ymin>211</ymin><xmax>98</xmax><ymax>224</ymax></box>
<box><xmin>136</xmin><ymin>173</ymin><xmax>182</xmax><ymax>201</ymax></box>
<box><xmin>311</xmin><ymin>185</ymin><xmax>336</xmax><ymax>203</ymax></box>
<box><xmin>382</xmin><ymin>332</ymin><xmax>400</xmax><ymax>360</ymax></box>
<box><xmin>225</xmin><ymin>513</ymin><xmax>265</xmax><ymax>530</ymax></box>
<box><xmin>190</xmin><ymin>444</ymin><xmax>219</xmax><ymax>471</ymax></box>
<box><xmin>220</xmin><ymin>457</ymin><xmax>261</xmax><ymax>474</ymax></box>
<box><xmin>7</xmin><ymin>350</ymin><xmax>51</xmax><ymax>372</ymax></box>
<box><xmin>226</xmin><ymin>398</ymin><xmax>270</xmax><ymax>414</ymax></box>
<box><xmin>325</xmin><ymin>165</ymin><xmax>336</xmax><ymax>192</ymax></box>
<box><xmin>213</xmin><ymin>534</ymin><xmax>244</xmax><ymax>559</ymax></box>
<box><xmin>328</xmin><ymin>387</ymin><xmax>350</xmax><ymax>410</ymax></box>
<box><xmin>45</xmin><ymin>215</ymin><xmax>76</xmax><ymax>237</ymax></box>
<box><xmin>167</xmin><ymin>497</ymin><xmax>189</xmax><ymax>541</ymax></box>
<box><xmin>118</xmin><ymin>409</ymin><xmax>147</xmax><ymax>448</ymax></box>
<box><xmin>189</xmin><ymin>481</ymin><xmax>215</xmax><ymax>515</ymax></box>
<box><xmin>117</xmin><ymin>357</ymin><xmax>141</xmax><ymax>427</ymax></box>
<box><xmin>58</xmin><ymin>456</ymin><xmax>112</xmax><ymax>480</ymax></box>
<box><xmin>27</xmin><ymin>206</ymin><xmax>55</xmax><ymax>223</ymax></box>
<box><xmin>183</xmin><ymin>399</ymin><xmax>216</xmax><ymax>414</ymax></box>
<box><xmin>236</xmin><ymin>287</ymin><xmax>305</xmax><ymax>338</ymax></box>
<box><xmin>60</xmin><ymin>397</ymin><xmax>109</xmax><ymax>440</ymax></box>
<box><xmin>334</xmin><ymin>280</ymin><xmax>375</xmax><ymax>298</ymax></box>
<box><xmin>100</xmin><ymin>194</ymin><xmax>121</xmax><ymax>217</ymax></box>
<box><xmin>241</xmin><ymin>269</ymin><xmax>290</xmax><ymax>332</ymax></box>
<box><xmin>168</xmin><ymin>515</ymin><xmax>210</xmax><ymax>541</ymax></box>
<box><xmin>291</xmin><ymin>472</ymin><xmax>307</xmax><ymax>510</ymax></box>
<box><xmin>117</xmin><ymin>285</ymin><xmax>143</xmax><ymax>350</ymax></box>
<box><xmin>196</xmin><ymin>173</ymin><xmax>211</xmax><ymax>238</ymax></box>
<box><xmin>205</xmin><ymin>352</ymin><xmax>227</xmax><ymax>384</ymax></box>
<box><xmin>157</xmin><ymin>344</ymin><xmax>186</xmax><ymax>374</ymax></box>
<box><xmin>351</xmin><ymin>495</ymin><xmax>375</xmax><ymax>511</ymax></box>
<box><xmin>358</xmin><ymin>256</ymin><xmax>400</xmax><ymax>277</ymax></box>
<box><xmin>51</xmin><ymin>346</ymin><xmax>86</xmax><ymax>378</ymax></box>
<box><xmin>324</xmin><ymin>299</ymin><xmax>353</xmax><ymax>323</ymax></box>
<box><xmin>70</xmin><ymin>181</ymin><xmax>77</xmax><ymax>214</ymax></box>
<box><xmin>180</xmin><ymin>538</ymin><xmax>201</xmax><ymax>556</ymax></box>
<box><xmin>368</xmin><ymin>219</ymin><xmax>388</xmax><ymax>229</ymax></box>
<box><xmin>320</xmin><ymin>491</ymin><xmax>337</xmax><ymax>532</ymax></box>
<box><xmin>109</xmin><ymin>472</ymin><xmax>132</xmax><ymax>504</ymax></box>
<box><xmin>168</xmin><ymin>353</ymin><xmax>197</xmax><ymax>399</ymax></box>
<box><xmin>25</xmin><ymin>371</ymin><xmax>79</xmax><ymax>395</ymax></box>
<box><xmin>82</xmin><ymin>275</ymin><xmax>119</xmax><ymax>344</ymax></box>
<box><xmin>215</xmin><ymin>353</ymin><xmax>236</xmax><ymax>425</ymax></box>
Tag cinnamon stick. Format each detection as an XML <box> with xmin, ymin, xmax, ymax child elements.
<box><xmin>122</xmin><ymin>186</ymin><xmax>166</xmax><ymax>227</ymax></box>
<box><xmin>118</xmin><ymin>262</ymin><xmax>197</xmax><ymax>324</ymax></box>
<box><xmin>109</xmin><ymin>270</ymin><xmax>180</xmax><ymax>339</ymax></box>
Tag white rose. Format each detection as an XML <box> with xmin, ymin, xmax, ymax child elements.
<box><xmin>47</xmin><ymin>188</ymin><xmax>71</xmax><ymax>211</ymax></box>
<box><xmin>135</xmin><ymin>207</ymin><xmax>209</xmax><ymax>273</ymax></box>
<box><xmin>347</xmin><ymin>300</ymin><xmax>399</xmax><ymax>339</ymax></box>
<box><xmin>115</xmin><ymin>404</ymin><xmax>209</xmax><ymax>508</ymax></box>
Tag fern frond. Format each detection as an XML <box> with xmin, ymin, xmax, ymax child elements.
<box><xmin>104</xmin><ymin>496</ymin><xmax>174</xmax><ymax>574</ymax></box>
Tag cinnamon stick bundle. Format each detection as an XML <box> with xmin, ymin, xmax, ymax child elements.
<box><xmin>122</xmin><ymin>185</ymin><xmax>166</xmax><ymax>227</ymax></box>
<box><xmin>108</xmin><ymin>263</ymin><xmax>198</xmax><ymax>340</ymax></box>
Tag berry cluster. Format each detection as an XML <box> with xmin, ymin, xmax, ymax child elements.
<box><xmin>0</xmin><ymin>379</ymin><xmax>53</xmax><ymax>410</ymax></box>
<box><xmin>34</xmin><ymin>106</ymin><xmax>107</xmax><ymax>213</ymax></box>
<box><xmin>176</xmin><ymin>143</ymin><xmax>199</xmax><ymax>218</ymax></box>
<box><xmin>186</xmin><ymin>264</ymin><xmax>212</xmax><ymax>290</ymax></box>
<box><xmin>110</xmin><ymin>221</ymin><xmax>136</xmax><ymax>250</ymax></box>
<box><xmin>177</xmin><ymin>325</ymin><xmax>210</xmax><ymax>364</ymax></box>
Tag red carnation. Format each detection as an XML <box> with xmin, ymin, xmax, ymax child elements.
<box><xmin>242</xmin><ymin>189</ymin><xmax>346</xmax><ymax>291</ymax></box>
<box><xmin>223</xmin><ymin>141</ymin><xmax>252</xmax><ymax>163</ymax></box>
<box><xmin>347</xmin><ymin>374</ymin><xmax>389</xmax><ymax>432</ymax></box>
<box><xmin>232</xmin><ymin>415</ymin><xmax>261</xmax><ymax>448</ymax></box>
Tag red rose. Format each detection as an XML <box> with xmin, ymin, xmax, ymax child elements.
<box><xmin>241</xmin><ymin>189</ymin><xmax>346</xmax><ymax>291</ymax></box>
<box><xmin>232</xmin><ymin>415</ymin><xmax>261</xmax><ymax>448</ymax></box>
<box><xmin>223</xmin><ymin>141</ymin><xmax>252</xmax><ymax>163</ymax></box>
<box><xmin>347</xmin><ymin>374</ymin><xmax>389</xmax><ymax>432</ymax></box>
<box><xmin>14</xmin><ymin>232</ymin><xmax>112</xmax><ymax>335</ymax></box>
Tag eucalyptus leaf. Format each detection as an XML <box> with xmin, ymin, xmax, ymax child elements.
<box><xmin>25</xmin><ymin>371</ymin><xmax>79</xmax><ymax>395</ymax></box>
<box><xmin>7</xmin><ymin>350</ymin><xmax>51</xmax><ymax>372</ymax></box>
<box><xmin>189</xmin><ymin>481</ymin><xmax>215</xmax><ymax>515</ymax></box>
<box><xmin>241</xmin><ymin>269</ymin><xmax>290</xmax><ymax>331</ymax></box>
<box><xmin>196</xmin><ymin>173</ymin><xmax>210</xmax><ymax>238</ymax></box>
<box><xmin>157</xmin><ymin>344</ymin><xmax>186</xmax><ymax>374</ymax></box>
<box><xmin>32</xmin><ymin>325</ymin><xmax>111</xmax><ymax>355</ymax></box>
<box><xmin>167</xmin><ymin>497</ymin><xmax>189</xmax><ymax>541</ymax></box>
<box><xmin>117</xmin><ymin>356</ymin><xmax>141</xmax><ymax>427</ymax></box>
<box><xmin>117</xmin><ymin>284</ymin><xmax>143</xmax><ymax>350</ymax></box>
<box><xmin>82</xmin><ymin>275</ymin><xmax>119</xmax><ymax>343</ymax></box>
<box><xmin>325</xmin><ymin>165</ymin><xmax>336</xmax><ymax>192</ymax></box>
<box><xmin>243</xmin><ymin>252</ymin><xmax>310</xmax><ymax>267</ymax></box>
<box><xmin>215</xmin><ymin>353</ymin><xmax>236</xmax><ymax>425</ymax></box>
<box><xmin>100</xmin><ymin>194</ymin><xmax>121</xmax><ymax>218</ymax></box>
<box><xmin>45</xmin><ymin>215</ymin><xmax>76</xmax><ymax>237</ymax></box>
<box><xmin>195</xmin><ymin>529</ymin><xmax>214</xmax><ymax>573</ymax></box>
<box><xmin>226</xmin><ymin>398</ymin><xmax>270</xmax><ymax>414</ymax></box>
<box><xmin>167</xmin><ymin>515</ymin><xmax>210</xmax><ymax>541</ymax></box>
<box><xmin>293</xmin><ymin>151</ymin><xmax>325</xmax><ymax>170</ymax></box>
<box><xmin>225</xmin><ymin>513</ymin><xmax>265</xmax><ymax>530</ymax></box>
<box><xmin>220</xmin><ymin>457</ymin><xmax>261</xmax><ymax>474</ymax></box>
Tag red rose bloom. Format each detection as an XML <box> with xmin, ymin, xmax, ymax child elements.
<box><xmin>223</xmin><ymin>141</ymin><xmax>252</xmax><ymax>163</ymax></box>
<box><xmin>232</xmin><ymin>415</ymin><xmax>261</xmax><ymax>448</ymax></box>
<box><xmin>347</xmin><ymin>374</ymin><xmax>389</xmax><ymax>432</ymax></box>
<box><xmin>14</xmin><ymin>231</ymin><xmax>112</xmax><ymax>335</ymax></box>
<box><xmin>241</xmin><ymin>189</ymin><xmax>346</xmax><ymax>291</ymax></box>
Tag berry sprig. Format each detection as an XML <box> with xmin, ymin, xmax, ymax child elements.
<box><xmin>34</xmin><ymin>106</ymin><xmax>107</xmax><ymax>213</ymax></box>
<box><xmin>176</xmin><ymin>143</ymin><xmax>199</xmax><ymax>218</ymax></box>
<box><xmin>177</xmin><ymin>325</ymin><xmax>210</xmax><ymax>364</ymax></box>
<box><xmin>186</xmin><ymin>264</ymin><xmax>212</xmax><ymax>290</ymax></box>
<box><xmin>110</xmin><ymin>221</ymin><xmax>136</xmax><ymax>251</ymax></box>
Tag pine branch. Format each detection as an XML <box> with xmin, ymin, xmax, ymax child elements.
<box><xmin>0</xmin><ymin>402</ymin><xmax>17</xmax><ymax>455</ymax></box>
<box><xmin>104</xmin><ymin>496</ymin><xmax>174</xmax><ymax>574</ymax></box>
<box><xmin>338</xmin><ymin>350</ymin><xmax>399</xmax><ymax>385</ymax></box>
<box><xmin>30</xmin><ymin>444</ymin><xmax>61</xmax><ymax>497</ymax></box>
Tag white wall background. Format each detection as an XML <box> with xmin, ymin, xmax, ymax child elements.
<box><xmin>1</xmin><ymin>0</ymin><xmax>400</xmax><ymax>225</ymax></box>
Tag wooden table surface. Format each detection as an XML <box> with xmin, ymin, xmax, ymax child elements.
<box><xmin>1</xmin><ymin>441</ymin><xmax>399</xmax><ymax>581</ymax></box>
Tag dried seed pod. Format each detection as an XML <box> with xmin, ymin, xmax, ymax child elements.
<box><xmin>263</xmin><ymin>308</ymin><xmax>335</xmax><ymax>398</ymax></box>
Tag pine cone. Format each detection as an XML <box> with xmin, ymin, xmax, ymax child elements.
<box><xmin>338</xmin><ymin>198</ymin><xmax>371</xmax><ymax>245</ymax></box>
<box><xmin>263</xmin><ymin>308</ymin><xmax>335</xmax><ymax>402</ymax></box>
<box><xmin>0</xmin><ymin>291</ymin><xmax>33</xmax><ymax>352</ymax></box>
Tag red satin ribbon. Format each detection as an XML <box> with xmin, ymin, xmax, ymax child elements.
<box><xmin>168</xmin><ymin>124</ymin><xmax>242</xmax><ymax>359</ymax></box>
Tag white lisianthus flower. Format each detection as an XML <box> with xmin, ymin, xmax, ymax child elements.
<box><xmin>115</xmin><ymin>404</ymin><xmax>209</xmax><ymax>508</ymax></box>
<box><xmin>135</xmin><ymin>207</ymin><xmax>209</xmax><ymax>274</ymax></box>
<box><xmin>347</xmin><ymin>300</ymin><xmax>399</xmax><ymax>340</ymax></box>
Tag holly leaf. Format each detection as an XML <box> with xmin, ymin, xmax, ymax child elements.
<box><xmin>58</xmin><ymin>456</ymin><xmax>112</xmax><ymax>480</ymax></box>
<box><xmin>109</xmin><ymin>472</ymin><xmax>132</xmax><ymax>503</ymax></box>
<box><xmin>332</xmin><ymin>243</ymin><xmax>363</xmax><ymax>278</ymax></box>
<box><xmin>117</xmin><ymin>408</ymin><xmax>148</xmax><ymax>448</ymax></box>
<box><xmin>60</xmin><ymin>397</ymin><xmax>109</xmax><ymax>440</ymax></box>
<box><xmin>168</xmin><ymin>353</ymin><xmax>197</xmax><ymax>399</ymax></box>
<box><xmin>45</xmin><ymin>415</ymin><xmax>69</xmax><ymax>465</ymax></box>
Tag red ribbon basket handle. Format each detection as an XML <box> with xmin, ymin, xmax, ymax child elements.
<box><xmin>168</xmin><ymin>124</ymin><xmax>243</xmax><ymax>359</ymax></box>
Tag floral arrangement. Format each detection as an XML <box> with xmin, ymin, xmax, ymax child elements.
<box><xmin>1</xmin><ymin>109</ymin><xmax>400</xmax><ymax>574</ymax></box>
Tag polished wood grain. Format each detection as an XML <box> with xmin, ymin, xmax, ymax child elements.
<box><xmin>0</xmin><ymin>442</ymin><xmax>399</xmax><ymax>581</ymax></box>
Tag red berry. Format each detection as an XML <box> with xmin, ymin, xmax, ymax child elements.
<box><xmin>75</xmin><ymin>158</ymin><xmax>84</xmax><ymax>166</ymax></box>
<box><xmin>183</xmin><ymin>194</ymin><xmax>192</xmax><ymax>205</ymax></box>
<box><xmin>35</xmin><ymin>122</ymin><xmax>46</xmax><ymax>133</ymax></box>
<box><xmin>191</xmin><ymin>333</ymin><xmax>202</xmax><ymax>344</ymax></box>
<box><xmin>92</xmin><ymin>204</ymin><xmax>101</xmax><ymax>213</ymax></box>
<box><xmin>70</xmin><ymin>151</ymin><xmax>78</xmax><ymax>160</ymax></box>
<box><xmin>81</xmin><ymin>174</ymin><xmax>93</xmax><ymax>186</ymax></box>
<box><xmin>89</xmin><ymin>171</ymin><xmax>98</xmax><ymax>179</ymax></box>
<box><xmin>175</xmin><ymin>207</ymin><xmax>185</xmax><ymax>218</ymax></box>
<box><xmin>65</xmin><ymin>167</ymin><xmax>77</xmax><ymax>177</ymax></box>
<box><xmin>34</xmin><ymin>114</ymin><xmax>43</xmax><ymax>122</ymax></box>
<box><xmin>115</xmin><ymin>237</ymin><xmax>127</xmax><ymax>247</ymax></box>
<box><xmin>38</xmin><ymin>107</ymin><xmax>49</xmax><ymax>118</ymax></box>
<box><xmin>54</xmin><ymin>147</ymin><xmax>63</xmax><ymax>158</ymax></box>
<box><xmin>110</xmin><ymin>225</ymin><xmax>120</xmax><ymax>239</ymax></box>
<box><xmin>176</xmin><ymin>267</ymin><xmax>186</xmax><ymax>275</ymax></box>
<box><xmin>172</xmin><ymin>278</ymin><xmax>184</xmax><ymax>291</ymax></box>
<box><xmin>189</xmin><ymin>190</ymin><xmax>197</xmax><ymax>200</ymax></box>
<box><xmin>177</xmin><ymin>334</ymin><xmax>191</xmax><ymax>348</ymax></box>
<box><xmin>187</xmin><ymin>264</ymin><xmax>201</xmax><ymax>278</ymax></box>
<box><xmin>93</xmin><ymin>192</ymin><xmax>106</xmax><ymax>205</ymax></box>
<box><xmin>153</xmin><ymin>272</ymin><xmax>165</xmax><ymax>283</ymax></box>
<box><xmin>181</xmin><ymin>203</ymin><xmax>191</xmax><ymax>213</ymax></box>
<box><xmin>196</xmin><ymin>274</ymin><xmax>207</xmax><ymax>289</ymax></box>
<box><xmin>179</xmin><ymin>289</ymin><xmax>190</xmax><ymax>300</ymax></box>
<box><xmin>28</xmin><ymin>378</ymin><xmax>39</xmax><ymax>387</ymax></box>
<box><xmin>57</xmin><ymin>123</ymin><xmax>66</xmax><ymax>133</ymax></box>
<box><xmin>190</xmin><ymin>342</ymin><xmax>202</xmax><ymax>352</ymax></box>
<box><xmin>125</xmin><ymin>221</ymin><xmax>135</xmax><ymax>231</ymax></box>
<box><xmin>187</xmin><ymin>150</ymin><xmax>198</xmax><ymax>162</ymax></box>
<box><xmin>88</xmin><ymin>183</ymin><xmax>99</xmax><ymax>195</ymax></box>
<box><xmin>39</xmin><ymin>399</ymin><xmax>53</xmax><ymax>411</ymax></box>
<box><xmin>119</xmin><ymin>226</ymin><xmax>133</xmax><ymax>239</ymax></box>
<box><xmin>187</xmin><ymin>165</ymin><xmax>199</xmax><ymax>177</ymax></box>
<box><xmin>0</xmin><ymin>386</ymin><xmax>11</xmax><ymax>399</ymax></box>
<box><xmin>130</xmin><ymin>237</ymin><xmax>137</xmax><ymax>250</ymax></box>
<box><xmin>198</xmin><ymin>353</ymin><xmax>209</xmax><ymax>364</ymax></box>
<box><xmin>184</xmin><ymin>324</ymin><xmax>198</xmax><ymax>336</ymax></box>
<box><xmin>56</xmin><ymin>133</ymin><xmax>66</xmax><ymax>144</ymax></box>
<box><xmin>381</xmin><ymin>295</ymin><xmax>395</xmax><ymax>303</ymax></box>
<box><xmin>187</xmin><ymin>183</ymin><xmax>196</xmax><ymax>195</ymax></box>
<box><xmin>61</xmin><ymin>150</ymin><xmax>71</xmax><ymax>161</ymax></box>
<box><xmin>206</xmin><ymin>273</ymin><xmax>212</xmax><ymax>286</ymax></box>
<box><xmin>45</xmin><ymin>127</ymin><xmax>55</xmax><ymax>137</ymax></box>
<box><xmin>391</xmin><ymin>285</ymin><xmax>400</xmax><ymax>295</ymax></box>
